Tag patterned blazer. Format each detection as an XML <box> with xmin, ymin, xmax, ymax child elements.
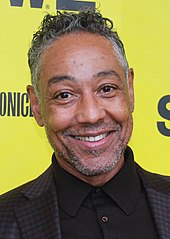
<box><xmin>0</xmin><ymin>164</ymin><xmax>170</xmax><ymax>239</ymax></box>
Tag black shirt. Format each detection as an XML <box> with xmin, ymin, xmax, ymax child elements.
<box><xmin>52</xmin><ymin>146</ymin><xmax>158</xmax><ymax>238</ymax></box>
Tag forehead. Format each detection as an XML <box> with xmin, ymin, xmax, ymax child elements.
<box><xmin>40</xmin><ymin>32</ymin><xmax>124</xmax><ymax>82</ymax></box>
<box><xmin>46</xmin><ymin>32</ymin><xmax>114</xmax><ymax>53</ymax></box>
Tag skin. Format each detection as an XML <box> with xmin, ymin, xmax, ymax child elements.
<box><xmin>27</xmin><ymin>32</ymin><xmax>134</xmax><ymax>186</ymax></box>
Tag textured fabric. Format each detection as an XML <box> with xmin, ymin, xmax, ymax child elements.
<box><xmin>0</xmin><ymin>167</ymin><xmax>62</xmax><ymax>239</ymax></box>
<box><xmin>136</xmin><ymin>165</ymin><xmax>170</xmax><ymax>239</ymax></box>
<box><xmin>0</xmin><ymin>157</ymin><xmax>170</xmax><ymax>238</ymax></box>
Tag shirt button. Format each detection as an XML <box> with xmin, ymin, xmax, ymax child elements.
<box><xmin>95</xmin><ymin>188</ymin><xmax>102</xmax><ymax>194</ymax></box>
<box><xmin>101</xmin><ymin>216</ymin><xmax>109</xmax><ymax>223</ymax></box>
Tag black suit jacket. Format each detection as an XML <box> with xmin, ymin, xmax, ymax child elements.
<box><xmin>0</xmin><ymin>164</ymin><xmax>170</xmax><ymax>239</ymax></box>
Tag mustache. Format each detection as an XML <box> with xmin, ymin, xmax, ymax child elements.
<box><xmin>62</xmin><ymin>120</ymin><xmax>121</xmax><ymax>136</ymax></box>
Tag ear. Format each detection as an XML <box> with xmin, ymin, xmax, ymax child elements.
<box><xmin>127</xmin><ymin>68</ymin><xmax>135</xmax><ymax>113</ymax></box>
<box><xmin>27</xmin><ymin>85</ymin><xmax>44</xmax><ymax>127</ymax></box>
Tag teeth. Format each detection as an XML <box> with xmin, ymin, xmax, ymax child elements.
<box><xmin>75</xmin><ymin>133</ymin><xmax>108</xmax><ymax>142</ymax></box>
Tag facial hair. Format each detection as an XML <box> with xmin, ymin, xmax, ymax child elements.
<box><xmin>44</xmin><ymin>118</ymin><xmax>133</xmax><ymax>176</ymax></box>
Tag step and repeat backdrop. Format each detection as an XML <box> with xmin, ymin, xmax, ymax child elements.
<box><xmin>0</xmin><ymin>0</ymin><xmax>170</xmax><ymax>194</ymax></box>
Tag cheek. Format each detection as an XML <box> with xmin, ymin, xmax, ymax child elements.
<box><xmin>43</xmin><ymin>105</ymin><xmax>75</xmax><ymax>132</ymax></box>
<box><xmin>108</xmin><ymin>98</ymin><xmax>131</xmax><ymax>123</ymax></box>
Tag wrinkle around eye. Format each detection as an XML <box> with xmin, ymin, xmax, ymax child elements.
<box><xmin>50</xmin><ymin>91</ymin><xmax>79</xmax><ymax>106</ymax></box>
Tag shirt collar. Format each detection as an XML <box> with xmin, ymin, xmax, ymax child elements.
<box><xmin>52</xmin><ymin>146</ymin><xmax>141</xmax><ymax>216</ymax></box>
<box><xmin>52</xmin><ymin>156</ymin><xmax>93</xmax><ymax>216</ymax></box>
<box><xmin>102</xmin><ymin>147</ymin><xmax>141</xmax><ymax>215</ymax></box>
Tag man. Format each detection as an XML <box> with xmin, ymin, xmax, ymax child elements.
<box><xmin>0</xmin><ymin>10</ymin><xmax>169</xmax><ymax>239</ymax></box>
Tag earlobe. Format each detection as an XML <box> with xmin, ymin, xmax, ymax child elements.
<box><xmin>128</xmin><ymin>68</ymin><xmax>135</xmax><ymax>113</ymax></box>
<box><xmin>27</xmin><ymin>85</ymin><xmax>44</xmax><ymax>127</ymax></box>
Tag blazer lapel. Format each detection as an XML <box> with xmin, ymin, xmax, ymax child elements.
<box><xmin>137</xmin><ymin>165</ymin><xmax>170</xmax><ymax>239</ymax></box>
<box><xmin>14</xmin><ymin>167</ymin><xmax>62</xmax><ymax>239</ymax></box>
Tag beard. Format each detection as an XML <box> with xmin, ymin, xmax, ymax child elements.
<box><xmin>44</xmin><ymin>118</ymin><xmax>133</xmax><ymax>176</ymax></box>
<box><xmin>54</xmin><ymin>142</ymin><xmax>124</xmax><ymax>176</ymax></box>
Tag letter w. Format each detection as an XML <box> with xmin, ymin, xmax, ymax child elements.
<box><xmin>10</xmin><ymin>0</ymin><xmax>44</xmax><ymax>8</ymax></box>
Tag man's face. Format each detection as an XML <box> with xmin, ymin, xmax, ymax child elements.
<box><xmin>29</xmin><ymin>33</ymin><xmax>134</xmax><ymax>177</ymax></box>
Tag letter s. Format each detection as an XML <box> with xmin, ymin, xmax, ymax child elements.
<box><xmin>157</xmin><ymin>95</ymin><xmax>170</xmax><ymax>136</ymax></box>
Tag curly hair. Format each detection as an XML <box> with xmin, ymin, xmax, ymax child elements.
<box><xmin>28</xmin><ymin>10</ymin><xmax>129</xmax><ymax>97</ymax></box>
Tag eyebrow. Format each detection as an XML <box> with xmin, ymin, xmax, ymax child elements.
<box><xmin>47</xmin><ymin>75</ymin><xmax>76</xmax><ymax>87</ymax></box>
<box><xmin>47</xmin><ymin>70</ymin><xmax>121</xmax><ymax>87</ymax></box>
<box><xmin>94</xmin><ymin>70</ymin><xmax>121</xmax><ymax>80</ymax></box>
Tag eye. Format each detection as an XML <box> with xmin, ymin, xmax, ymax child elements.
<box><xmin>101</xmin><ymin>85</ymin><xmax>113</xmax><ymax>93</ymax></box>
<box><xmin>99</xmin><ymin>85</ymin><xmax>116</xmax><ymax>94</ymax></box>
<box><xmin>55</xmin><ymin>92</ymin><xmax>73</xmax><ymax>100</ymax></box>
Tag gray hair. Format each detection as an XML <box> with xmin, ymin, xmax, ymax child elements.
<box><xmin>28</xmin><ymin>10</ymin><xmax>129</xmax><ymax>97</ymax></box>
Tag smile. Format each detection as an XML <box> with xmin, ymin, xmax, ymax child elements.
<box><xmin>74</xmin><ymin>133</ymin><xmax>109</xmax><ymax>142</ymax></box>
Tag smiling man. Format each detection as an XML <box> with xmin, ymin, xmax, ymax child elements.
<box><xmin>0</xmin><ymin>10</ymin><xmax>170</xmax><ymax>239</ymax></box>
<box><xmin>29</xmin><ymin>31</ymin><xmax>134</xmax><ymax>186</ymax></box>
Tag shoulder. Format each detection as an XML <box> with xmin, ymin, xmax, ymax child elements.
<box><xmin>0</xmin><ymin>183</ymin><xmax>25</xmax><ymax>235</ymax></box>
<box><xmin>0</xmin><ymin>166</ymin><xmax>55</xmax><ymax>237</ymax></box>
<box><xmin>0</xmin><ymin>166</ymin><xmax>53</xmax><ymax>211</ymax></box>
<box><xmin>136</xmin><ymin>163</ymin><xmax>170</xmax><ymax>193</ymax></box>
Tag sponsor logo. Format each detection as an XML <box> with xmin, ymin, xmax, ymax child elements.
<box><xmin>0</xmin><ymin>92</ymin><xmax>33</xmax><ymax>117</ymax></box>
<box><xmin>10</xmin><ymin>0</ymin><xmax>96</xmax><ymax>11</ymax></box>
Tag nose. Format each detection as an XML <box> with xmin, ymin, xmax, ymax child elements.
<box><xmin>76</xmin><ymin>95</ymin><xmax>106</xmax><ymax>124</ymax></box>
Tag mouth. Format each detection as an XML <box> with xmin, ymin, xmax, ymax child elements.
<box><xmin>72</xmin><ymin>133</ymin><xmax>109</xmax><ymax>142</ymax></box>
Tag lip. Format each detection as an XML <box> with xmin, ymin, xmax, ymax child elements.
<box><xmin>69</xmin><ymin>130</ymin><xmax>117</xmax><ymax>150</ymax></box>
<box><xmin>69</xmin><ymin>129</ymin><xmax>116</xmax><ymax>137</ymax></box>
